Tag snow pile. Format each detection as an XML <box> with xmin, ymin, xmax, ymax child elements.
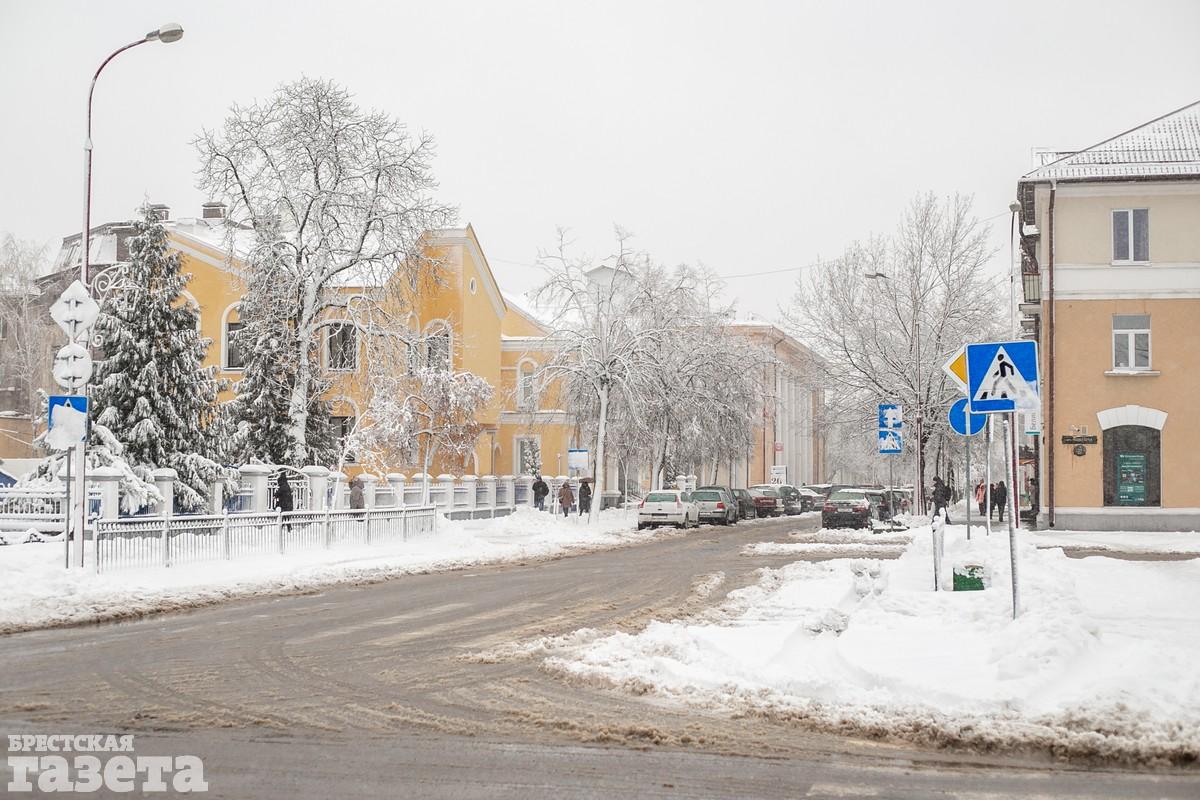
<box><xmin>745</xmin><ymin>527</ymin><xmax>913</xmax><ymax>557</ymax></box>
<box><xmin>547</xmin><ymin>525</ymin><xmax>1200</xmax><ymax>763</ymax></box>
<box><xmin>0</xmin><ymin>508</ymin><xmax>645</xmax><ymax>634</ymax></box>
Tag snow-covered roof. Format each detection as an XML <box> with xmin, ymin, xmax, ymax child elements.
<box><xmin>1022</xmin><ymin>99</ymin><xmax>1200</xmax><ymax>182</ymax></box>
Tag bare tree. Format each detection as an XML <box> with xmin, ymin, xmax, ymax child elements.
<box><xmin>784</xmin><ymin>193</ymin><xmax>1004</xmax><ymax>503</ymax></box>
<box><xmin>196</xmin><ymin>77</ymin><xmax>456</xmax><ymax>464</ymax></box>
<box><xmin>0</xmin><ymin>235</ymin><xmax>54</xmax><ymax>444</ymax></box>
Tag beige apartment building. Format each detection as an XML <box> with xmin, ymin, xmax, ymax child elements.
<box><xmin>1016</xmin><ymin>100</ymin><xmax>1200</xmax><ymax>531</ymax></box>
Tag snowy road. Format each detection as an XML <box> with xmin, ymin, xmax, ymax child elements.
<box><xmin>2</xmin><ymin>515</ymin><xmax>1197</xmax><ymax>799</ymax></box>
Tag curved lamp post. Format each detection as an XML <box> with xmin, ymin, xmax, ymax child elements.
<box><xmin>70</xmin><ymin>23</ymin><xmax>184</xmax><ymax>568</ymax></box>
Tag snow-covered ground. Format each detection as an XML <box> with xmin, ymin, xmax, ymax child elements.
<box><xmin>542</xmin><ymin>524</ymin><xmax>1200</xmax><ymax>763</ymax></box>
<box><xmin>0</xmin><ymin>508</ymin><xmax>655</xmax><ymax>635</ymax></box>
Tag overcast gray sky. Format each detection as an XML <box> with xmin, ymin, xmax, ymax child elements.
<box><xmin>2</xmin><ymin>0</ymin><xmax>1198</xmax><ymax>319</ymax></box>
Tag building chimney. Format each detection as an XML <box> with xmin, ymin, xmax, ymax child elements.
<box><xmin>148</xmin><ymin>203</ymin><xmax>170</xmax><ymax>222</ymax></box>
<box><xmin>201</xmin><ymin>201</ymin><xmax>227</xmax><ymax>220</ymax></box>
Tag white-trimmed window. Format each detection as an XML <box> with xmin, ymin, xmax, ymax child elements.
<box><xmin>1112</xmin><ymin>314</ymin><xmax>1151</xmax><ymax>371</ymax></box>
<box><xmin>1112</xmin><ymin>209</ymin><xmax>1149</xmax><ymax>263</ymax></box>
<box><xmin>326</xmin><ymin>323</ymin><xmax>357</xmax><ymax>372</ymax></box>
<box><xmin>518</xmin><ymin>361</ymin><xmax>536</xmax><ymax>410</ymax></box>
<box><xmin>224</xmin><ymin>321</ymin><xmax>246</xmax><ymax>370</ymax></box>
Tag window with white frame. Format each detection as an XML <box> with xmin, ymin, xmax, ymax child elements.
<box><xmin>224</xmin><ymin>320</ymin><xmax>246</xmax><ymax>370</ymax></box>
<box><xmin>1112</xmin><ymin>209</ymin><xmax>1149</xmax><ymax>263</ymax></box>
<box><xmin>518</xmin><ymin>361</ymin><xmax>536</xmax><ymax>410</ymax></box>
<box><xmin>326</xmin><ymin>323</ymin><xmax>357</xmax><ymax>371</ymax></box>
<box><xmin>1112</xmin><ymin>314</ymin><xmax>1151</xmax><ymax>371</ymax></box>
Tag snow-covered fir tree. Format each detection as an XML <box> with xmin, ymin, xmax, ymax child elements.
<box><xmin>520</xmin><ymin>438</ymin><xmax>541</xmax><ymax>476</ymax></box>
<box><xmin>88</xmin><ymin>207</ymin><xmax>227</xmax><ymax>511</ymax></box>
<box><xmin>225</xmin><ymin>232</ymin><xmax>337</xmax><ymax>467</ymax></box>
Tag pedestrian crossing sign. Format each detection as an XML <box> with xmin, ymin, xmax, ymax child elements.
<box><xmin>965</xmin><ymin>340</ymin><xmax>1040</xmax><ymax>414</ymax></box>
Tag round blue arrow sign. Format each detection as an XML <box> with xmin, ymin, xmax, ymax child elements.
<box><xmin>948</xmin><ymin>397</ymin><xmax>985</xmax><ymax>436</ymax></box>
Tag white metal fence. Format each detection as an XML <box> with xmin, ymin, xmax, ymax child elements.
<box><xmin>0</xmin><ymin>488</ymin><xmax>101</xmax><ymax>532</ymax></box>
<box><xmin>94</xmin><ymin>505</ymin><xmax>437</xmax><ymax>572</ymax></box>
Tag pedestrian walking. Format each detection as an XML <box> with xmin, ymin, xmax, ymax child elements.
<box><xmin>994</xmin><ymin>480</ymin><xmax>1008</xmax><ymax>522</ymax></box>
<box><xmin>558</xmin><ymin>481</ymin><xmax>575</xmax><ymax>518</ymax></box>
<box><xmin>532</xmin><ymin>474</ymin><xmax>549</xmax><ymax>511</ymax></box>
<box><xmin>931</xmin><ymin>476</ymin><xmax>952</xmax><ymax>524</ymax></box>
<box><xmin>274</xmin><ymin>471</ymin><xmax>294</xmax><ymax>512</ymax></box>
<box><xmin>578</xmin><ymin>479</ymin><xmax>593</xmax><ymax>516</ymax></box>
<box><xmin>349</xmin><ymin>476</ymin><xmax>365</xmax><ymax>519</ymax></box>
<box><xmin>974</xmin><ymin>480</ymin><xmax>986</xmax><ymax>516</ymax></box>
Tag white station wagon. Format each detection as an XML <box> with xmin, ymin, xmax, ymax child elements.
<box><xmin>637</xmin><ymin>490</ymin><xmax>700</xmax><ymax>530</ymax></box>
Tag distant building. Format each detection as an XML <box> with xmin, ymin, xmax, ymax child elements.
<box><xmin>1016</xmin><ymin>99</ymin><xmax>1200</xmax><ymax>531</ymax></box>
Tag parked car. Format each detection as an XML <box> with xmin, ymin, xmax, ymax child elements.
<box><xmin>862</xmin><ymin>489</ymin><xmax>889</xmax><ymax>520</ymax></box>
<box><xmin>690</xmin><ymin>488</ymin><xmax>738</xmax><ymax>525</ymax></box>
<box><xmin>747</xmin><ymin>486</ymin><xmax>784</xmax><ymax>517</ymax></box>
<box><xmin>821</xmin><ymin>489</ymin><xmax>875</xmax><ymax>529</ymax></box>
<box><xmin>696</xmin><ymin>486</ymin><xmax>740</xmax><ymax>524</ymax></box>
<box><xmin>637</xmin><ymin>490</ymin><xmax>699</xmax><ymax>530</ymax></box>
<box><xmin>796</xmin><ymin>486</ymin><xmax>823</xmax><ymax>511</ymax></box>
<box><xmin>729</xmin><ymin>488</ymin><xmax>758</xmax><ymax>520</ymax></box>
<box><xmin>750</xmin><ymin>484</ymin><xmax>803</xmax><ymax>515</ymax></box>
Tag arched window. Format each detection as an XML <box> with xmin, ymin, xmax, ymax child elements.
<box><xmin>221</xmin><ymin>303</ymin><xmax>244</xmax><ymax>371</ymax></box>
<box><xmin>423</xmin><ymin>321</ymin><xmax>451</xmax><ymax>371</ymax></box>
<box><xmin>518</xmin><ymin>360</ymin><xmax>537</xmax><ymax>410</ymax></box>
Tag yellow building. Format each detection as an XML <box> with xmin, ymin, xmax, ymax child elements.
<box><xmin>34</xmin><ymin>204</ymin><xmax>576</xmax><ymax>479</ymax></box>
<box><xmin>1016</xmin><ymin>100</ymin><xmax>1200</xmax><ymax>531</ymax></box>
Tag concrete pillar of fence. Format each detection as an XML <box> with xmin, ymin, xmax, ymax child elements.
<box><xmin>238</xmin><ymin>464</ymin><xmax>273</xmax><ymax>512</ymax></box>
<box><xmin>517</xmin><ymin>475</ymin><xmax>534</xmax><ymax>507</ymax></box>
<box><xmin>675</xmin><ymin>474</ymin><xmax>687</xmax><ymax>490</ymax></box>
<box><xmin>329</xmin><ymin>471</ymin><xmax>348</xmax><ymax>509</ymax></box>
<box><xmin>152</xmin><ymin>467</ymin><xmax>178</xmax><ymax>517</ymax></box>
<box><xmin>481</xmin><ymin>475</ymin><xmax>498</xmax><ymax>512</ymax></box>
<box><xmin>91</xmin><ymin>466</ymin><xmax>123</xmax><ymax>520</ymax></box>
<box><xmin>437</xmin><ymin>474</ymin><xmax>455</xmax><ymax>511</ymax></box>
<box><xmin>301</xmin><ymin>466</ymin><xmax>330</xmax><ymax>511</ymax></box>
<box><xmin>461</xmin><ymin>475</ymin><xmax>478</xmax><ymax>511</ymax></box>
<box><xmin>360</xmin><ymin>473</ymin><xmax>379</xmax><ymax>509</ymax></box>
<box><xmin>386</xmin><ymin>473</ymin><xmax>406</xmax><ymax>507</ymax></box>
<box><xmin>209</xmin><ymin>479</ymin><xmax>225</xmax><ymax>514</ymax></box>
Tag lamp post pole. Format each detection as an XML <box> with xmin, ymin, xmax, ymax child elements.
<box><xmin>72</xmin><ymin>24</ymin><xmax>184</xmax><ymax>567</ymax></box>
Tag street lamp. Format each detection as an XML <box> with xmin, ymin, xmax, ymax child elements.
<box><xmin>864</xmin><ymin>269</ymin><xmax>931</xmax><ymax>515</ymax></box>
<box><xmin>69</xmin><ymin>23</ymin><xmax>184</xmax><ymax>567</ymax></box>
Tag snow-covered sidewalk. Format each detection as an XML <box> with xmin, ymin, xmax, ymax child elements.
<box><xmin>1031</xmin><ymin>528</ymin><xmax>1200</xmax><ymax>556</ymax></box>
<box><xmin>0</xmin><ymin>508</ymin><xmax>652</xmax><ymax>635</ymax></box>
<box><xmin>541</xmin><ymin>523</ymin><xmax>1200</xmax><ymax>764</ymax></box>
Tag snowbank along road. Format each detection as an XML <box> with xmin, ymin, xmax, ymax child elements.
<box><xmin>2</xmin><ymin>514</ymin><xmax>1197</xmax><ymax>799</ymax></box>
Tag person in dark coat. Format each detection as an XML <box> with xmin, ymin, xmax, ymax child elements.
<box><xmin>931</xmin><ymin>476</ymin><xmax>951</xmax><ymax>524</ymax></box>
<box><xmin>349</xmin><ymin>476</ymin><xmax>365</xmax><ymax>518</ymax></box>
<box><xmin>274</xmin><ymin>471</ymin><xmax>294</xmax><ymax>512</ymax></box>
<box><xmin>532</xmin><ymin>475</ymin><xmax>549</xmax><ymax>510</ymax></box>
<box><xmin>994</xmin><ymin>481</ymin><xmax>1008</xmax><ymax>522</ymax></box>
<box><xmin>578</xmin><ymin>479</ymin><xmax>593</xmax><ymax>516</ymax></box>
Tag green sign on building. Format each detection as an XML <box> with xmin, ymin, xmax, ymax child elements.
<box><xmin>1116</xmin><ymin>452</ymin><xmax>1147</xmax><ymax>505</ymax></box>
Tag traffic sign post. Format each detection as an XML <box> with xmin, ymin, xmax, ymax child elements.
<box><xmin>947</xmin><ymin>398</ymin><xmax>984</xmax><ymax>539</ymax></box>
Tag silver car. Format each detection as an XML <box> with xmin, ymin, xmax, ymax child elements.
<box><xmin>690</xmin><ymin>489</ymin><xmax>737</xmax><ymax>525</ymax></box>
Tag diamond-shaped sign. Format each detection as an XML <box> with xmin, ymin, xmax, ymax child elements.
<box><xmin>50</xmin><ymin>280</ymin><xmax>100</xmax><ymax>342</ymax></box>
<box><xmin>52</xmin><ymin>342</ymin><xmax>93</xmax><ymax>389</ymax></box>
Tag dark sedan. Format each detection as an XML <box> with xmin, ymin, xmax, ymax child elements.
<box><xmin>821</xmin><ymin>489</ymin><xmax>875</xmax><ymax>529</ymax></box>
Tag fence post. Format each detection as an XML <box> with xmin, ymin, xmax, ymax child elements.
<box><xmin>222</xmin><ymin>510</ymin><xmax>231</xmax><ymax>560</ymax></box>
<box><xmin>300</xmin><ymin>466</ymin><xmax>330</xmax><ymax>511</ymax></box>
<box><xmin>386</xmin><ymin>473</ymin><xmax>406</xmax><ymax>507</ymax></box>
<box><xmin>481</xmin><ymin>475</ymin><xmax>498</xmax><ymax>517</ymax></box>
<box><xmin>499</xmin><ymin>475</ymin><xmax>515</xmax><ymax>509</ymax></box>
<box><xmin>361</xmin><ymin>474</ymin><xmax>379</xmax><ymax>509</ymax></box>
<box><xmin>162</xmin><ymin>516</ymin><xmax>170</xmax><ymax>568</ymax></box>
<box><xmin>152</xmin><ymin>467</ymin><xmax>177</xmax><ymax>517</ymax></box>
<box><xmin>91</xmin><ymin>466</ymin><xmax>122</xmax><ymax>521</ymax></box>
<box><xmin>209</xmin><ymin>478</ymin><xmax>225</xmax><ymax>514</ymax></box>
<box><xmin>329</xmin><ymin>471</ymin><xmax>348</xmax><ymax>509</ymax></box>
<box><xmin>518</xmin><ymin>475</ymin><xmax>534</xmax><ymax>508</ymax></box>
<box><xmin>238</xmin><ymin>464</ymin><xmax>273</xmax><ymax>512</ymax></box>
